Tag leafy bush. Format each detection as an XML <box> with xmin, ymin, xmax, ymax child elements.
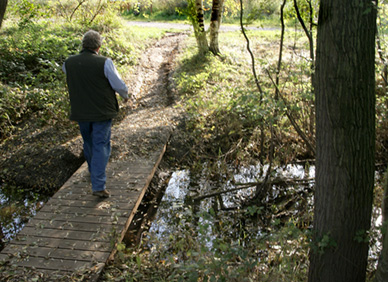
<box><xmin>0</xmin><ymin>21</ymin><xmax>79</xmax><ymax>138</ymax></box>
<box><xmin>0</xmin><ymin>23</ymin><xmax>79</xmax><ymax>87</ymax></box>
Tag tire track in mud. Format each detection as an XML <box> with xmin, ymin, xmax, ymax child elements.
<box><xmin>129</xmin><ymin>32</ymin><xmax>187</xmax><ymax>108</ymax></box>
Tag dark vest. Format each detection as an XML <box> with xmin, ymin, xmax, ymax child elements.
<box><xmin>64</xmin><ymin>49</ymin><xmax>118</xmax><ymax>122</ymax></box>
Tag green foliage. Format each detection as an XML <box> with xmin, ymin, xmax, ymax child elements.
<box><xmin>11</xmin><ymin>0</ymin><xmax>46</xmax><ymax>28</ymax></box>
<box><xmin>175</xmin><ymin>0</ymin><xmax>198</xmax><ymax>28</ymax></box>
<box><xmin>283</xmin><ymin>0</ymin><xmax>319</xmax><ymax>26</ymax></box>
<box><xmin>0</xmin><ymin>23</ymin><xmax>79</xmax><ymax>87</ymax></box>
<box><xmin>0</xmin><ymin>84</ymin><xmax>69</xmax><ymax>139</ymax></box>
<box><xmin>243</xmin><ymin>0</ymin><xmax>281</xmax><ymax>20</ymax></box>
<box><xmin>121</xmin><ymin>0</ymin><xmax>282</xmax><ymax>25</ymax></box>
<box><xmin>309</xmin><ymin>232</ymin><xmax>338</xmax><ymax>255</ymax></box>
<box><xmin>354</xmin><ymin>229</ymin><xmax>370</xmax><ymax>244</ymax></box>
<box><xmin>0</xmin><ymin>22</ymin><xmax>79</xmax><ymax>138</ymax></box>
<box><xmin>173</xmin><ymin>41</ymin><xmax>260</xmax><ymax>161</ymax></box>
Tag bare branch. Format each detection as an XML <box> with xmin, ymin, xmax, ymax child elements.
<box><xmin>239</xmin><ymin>0</ymin><xmax>264</xmax><ymax>100</ymax></box>
<box><xmin>70</xmin><ymin>0</ymin><xmax>87</xmax><ymax>21</ymax></box>
<box><xmin>266</xmin><ymin>69</ymin><xmax>316</xmax><ymax>155</ymax></box>
<box><xmin>192</xmin><ymin>177</ymin><xmax>314</xmax><ymax>201</ymax></box>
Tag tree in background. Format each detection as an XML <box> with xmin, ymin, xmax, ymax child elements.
<box><xmin>308</xmin><ymin>0</ymin><xmax>377</xmax><ymax>281</ymax></box>
<box><xmin>209</xmin><ymin>0</ymin><xmax>224</xmax><ymax>54</ymax></box>
<box><xmin>193</xmin><ymin>0</ymin><xmax>209</xmax><ymax>53</ymax></box>
<box><xmin>185</xmin><ymin>0</ymin><xmax>226</xmax><ymax>55</ymax></box>
<box><xmin>0</xmin><ymin>0</ymin><xmax>8</xmax><ymax>28</ymax></box>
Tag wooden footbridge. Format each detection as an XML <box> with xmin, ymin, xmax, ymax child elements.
<box><xmin>0</xmin><ymin>141</ymin><xmax>169</xmax><ymax>279</ymax></box>
<box><xmin>0</xmin><ymin>125</ymin><xmax>173</xmax><ymax>280</ymax></box>
<box><xmin>0</xmin><ymin>97</ymin><xmax>178</xmax><ymax>280</ymax></box>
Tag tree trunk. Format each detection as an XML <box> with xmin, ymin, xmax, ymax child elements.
<box><xmin>193</xmin><ymin>0</ymin><xmax>208</xmax><ymax>54</ymax></box>
<box><xmin>209</xmin><ymin>0</ymin><xmax>224</xmax><ymax>55</ymax></box>
<box><xmin>0</xmin><ymin>0</ymin><xmax>8</xmax><ymax>29</ymax></box>
<box><xmin>308</xmin><ymin>0</ymin><xmax>377</xmax><ymax>281</ymax></box>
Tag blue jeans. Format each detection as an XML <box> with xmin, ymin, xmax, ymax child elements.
<box><xmin>78</xmin><ymin>120</ymin><xmax>112</xmax><ymax>192</ymax></box>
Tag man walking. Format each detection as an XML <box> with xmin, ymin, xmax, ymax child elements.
<box><xmin>63</xmin><ymin>30</ymin><xmax>130</xmax><ymax>198</ymax></box>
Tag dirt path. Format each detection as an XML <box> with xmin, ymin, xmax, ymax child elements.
<box><xmin>126</xmin><ymin>20</ymin><xmax>270</xmax><ymax>32</ymax></box>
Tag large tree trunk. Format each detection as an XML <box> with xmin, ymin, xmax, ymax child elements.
<box><xmin>209</xmin><ymin>0</ymin><xmax>224</xmax><ymax>55</ymax></box>
<box><xmin>0</xmin><ymin>0</ymin><xmax>8</xmax><ymax>29</ymax></box>
<box><xmin>193</xmin><ymin>0</ymin><xmax>208</xmax><ymax>54</ymax></box>
<box><xmin>308</xmin><ymin>0</ymin><xmax>377</xmax><ymax>281</ymax></box>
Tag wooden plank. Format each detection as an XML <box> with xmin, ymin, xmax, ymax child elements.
<box><xmin>39</xmin><ymin>202</ymin><xmax>135</xmax><ymax>216</ymax></box>
<box><xmin>32</xmin><ymin>211</ymin><xmax>128</xmax><ymax>224</ymax></box>
<box><xmin>4</xmin><ymin>256</ymin><xmax>94</xmax><ymax>271</ymax></box>
<box><xmin>0</xmin><ymin>268</ymin><xmax>73</xmax><ymax>280</ymax></box>
<box><xmin>44</xmin><ymin>196</ymin><xmax>137</xmax><ymax>208</ymax></box>
<box><xmin>107</xmin><ymin>164</ymin><xmax>155</xmax><ymax>174</ymax></box>
<box><xmin>2</xmin><ymin>245</ymin><xmax>110</xmax><ymax>262</ymax></box>
<box><xmin>25</xmin><ymin>219</ymin><xmax>122</xmax><ymax>233</ymax></box>
<box><xmin>53</xmin><ymin>182</ymin><xmax>145</xmax><ymax>196</ymax></box>
<box><xmin>9</xmin><ymin>237</ymin><xmax>111</xmax><ymax>251</ymax></box>
<box><xmin>19</xmin><ymin>227</ymin><xmax>114</xmax><ymax>242</ymax></box>
<box><xmin>1</xmin><ymin>129</ymin><xmax>171</xmax><ymax>280</ymax></box>
<box><xmin>37</xmin><ymin>199</ymin><xmax>133</xmax><ymax>208</ymax></box>
<box><xmin>0</xmin><ymin>253</ymin><xmax>9</xmax><ymax>262</ymax></box>
<box><xmin>51</xmin><ymin>190</ymin><xmax>141</xmax><ymax>202</ymax></box>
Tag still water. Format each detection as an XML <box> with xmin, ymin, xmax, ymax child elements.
<box><xmin>0</xmin><ymin>187</ymin><xmax>47</xmax><ymax>249</ymax></box>
<box><xmin>143</xmin><ymin>163</ymin><xmax>382</xmax><ymax>272</ymax></box>
<box><xmin>147</xmin><ymin>164</ymin><xmax>315</xmax><ymax>251</ymax></box>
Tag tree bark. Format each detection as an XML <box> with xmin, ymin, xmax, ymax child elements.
<box><xmin>193</xmin><ymin>0</ymin><xmax>208</xmax><ymax>54</ymax></box>
<box><xmin>0</xmin><ymin>0</ymin><xmax>8</xmax><ymax>29</ymax></box>
<box><xmin>209</xmin><ymin>0</ymin><xmax>224</xmax><ymax>55</ymax></box>
<box><xmin>308</xmin><ymin>0</ymin><xmax>377</xmax><ymax>281</ymax></box>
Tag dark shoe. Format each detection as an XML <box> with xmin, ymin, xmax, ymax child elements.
<box><xmin>92</xmin><ymin>190</ymin><xmax>110</xmax><ymax>198</ymax></box>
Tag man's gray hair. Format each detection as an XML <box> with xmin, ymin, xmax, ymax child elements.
<box><xmin>82</xmin><ymin>30</ymin><xmax>102</xmax><ymax>50</ymax></box>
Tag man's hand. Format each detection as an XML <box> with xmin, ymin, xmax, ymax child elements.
<box><xmin>123</xmin><ymin>96</ymin><xmax>133</xmax><ymax>108</ymax></box>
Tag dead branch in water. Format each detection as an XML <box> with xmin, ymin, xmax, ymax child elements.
<box><xmin>192</xmin><ymin>177</ymin><xmax>314</xmax><ymax>201</ymax></box>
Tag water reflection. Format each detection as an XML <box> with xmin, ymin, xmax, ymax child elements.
<box><xmin>146</xmin><ymin>163</ymin><xmax>382</xmax><ymax>272</ymax></box>
<box><xmin>147</xmin><ymin>164</ymin><xmax>315</xmax><ymax>252</ymax></box>
<box><xmin>0</xmin><ymin>186</ymin><xmax>47</xmax><ymax>249</ymax></box>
